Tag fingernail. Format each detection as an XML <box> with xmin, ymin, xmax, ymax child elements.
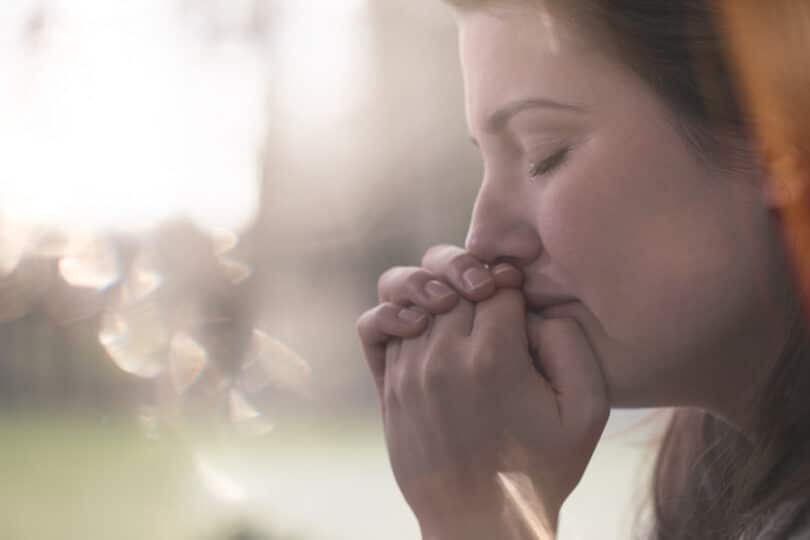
<box><xmin>493</xmin><ymin>263</ymin><xmax>521</xmax><ymax>280</ymax></box>
<box><xmin>462</xmin><ymin>267</ymin><xmax>493</xmax><ymax>291</ymax></box>
<box><xmin>398</xmin><ymin>308</ymin><xmax>427</xmax><ymax>324</ymax></box>
<box><xmin>425</xmin><ymin>280</ymin><xmax>455</xmax><ymax>301</ymax></box>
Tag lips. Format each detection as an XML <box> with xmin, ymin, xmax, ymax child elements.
<box><xmin>524</xmin><ymin>291</ymin><xmax>578</xmax><ymax>313</ymax></box>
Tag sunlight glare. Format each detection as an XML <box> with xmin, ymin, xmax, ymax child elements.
<box><xmin>0</xmin><ymin>0</ymin><xmax>265</xmax><ymax>232</ymax></box>
<box><xmin>240</xmin><ymin>329</ymin><xmax>312</xmax><ymax>398</ymax></box>
<box><xmin>58</xmin><ymin>236</ymin><xmax>121</xmax><ymax>290</ymax></box>
<box><xmin>229</xmin><ymin>388</ymin><xmax>274</xmax><ymax>437</ymax></box>
<box><xmin>98</xmin><ymin>304</ymin><xmax>169</xmax><ymax>379</ymax></box>
<box><xmin>168</xmin><ymin>332</ymin><xmax>208</xmax><ymax>395</ymax></box>
<box><xmin>273</xmin><ymin>0</ymin><xmax>371</xmax><ymax>129</ymax></box>
<box><xmin>195</xmin><ymin>452</ymin><xmax>248</xmax><ymax>504</ymax></box>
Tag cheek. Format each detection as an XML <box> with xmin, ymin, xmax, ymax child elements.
<box><xmin>536</xmin><ymin>133</ymin><xmax>751</xmax><ymax>357</ymax></box>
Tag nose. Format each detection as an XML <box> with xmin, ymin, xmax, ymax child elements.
<box><xmin>464</xmin><ymin>176</ymin><xmax>542</xmax><ymax>267</ymax></box>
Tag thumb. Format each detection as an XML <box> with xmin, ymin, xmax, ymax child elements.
<box><xmin>526</xmin><ymin>314</ymin><xmax>609</xmax><ymax>434</ymax></box>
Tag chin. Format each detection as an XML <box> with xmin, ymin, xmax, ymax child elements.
<box><xmin>533</xmin><ymin>301</ymin><xmax>678</xmax><ymax>410</ymax></box>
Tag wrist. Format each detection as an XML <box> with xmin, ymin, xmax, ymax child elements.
<box><xmin>417</xmin><ymin>488</ymin><xmax>558</xmax><ymax>540</ymax></box>
<box><xmin>420</xmin><ymin>512</ymin><xmax>557</xmax><ymax>540</ymax></box>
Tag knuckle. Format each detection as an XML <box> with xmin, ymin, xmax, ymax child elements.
<box><xmin>376</xmin><ymin>267</ymin><xmax>396</xmax><ymax>288</ymax></box>
<box><xmin>356</xmin><ymin>309</ymin><xmax>376</xmax><ymax>339</ymax></box>
<box><xmin>380</xmin><ymin>267</ymin><xmax>438</xmax><ymax>305</ymax></box>
<box><xmin>380</xmin><ymin>302</ymin><xmax>409</xmax><ymax>333</ymax></box>
<box><xmin>377</xmin><ymin>266</ymin><xmax>405</xmax><ymax>298</ymax></box>
<box><xmin>448</xmin><ymin>252</ymin><xmax>475</xmax><ymax>274</ymax></box>
<box><xmin>359</xmin><ymin>303</ymin><xmax>401</xmax><ymax>340</ymax></box>
<box><xmin>405</xmin><ymin>270</ymin><xmax>433</xmax><ymax>297</ymax></box>
<box><xmin>421</xmin><ymin>244</ymin><xmax>444</xmax><ymax>266</ymax></box>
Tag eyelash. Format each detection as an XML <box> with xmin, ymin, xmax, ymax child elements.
<box><xmin>528</xmin><ymin>147</ymin><xmax>570</xmax><ymax>179</ymax></box>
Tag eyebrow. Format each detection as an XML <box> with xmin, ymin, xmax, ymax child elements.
<box><xmin>470</xmin><ymin>98</ymin><xmax>586</xmax><ymax>146</ymax></box>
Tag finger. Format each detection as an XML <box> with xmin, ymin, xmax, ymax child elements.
<box><xmin>357</xmin><ymin>303</ymin><xmax>430</xmax><ymax>394</ymax></box>
<box><xmin>469</xmin><ymin>289</ymin><xmax>531</xmax><ymax>380</ymax></box>
<box><xmin>430</xmin><ymin>296</ymin><xmax>476</xmax><ymax>337</ymax></box>
<box><xmin>526</xmin><ymin>314</ymin><xmax>609</xmax><ymax>433</ymax></box>
<box><xmin>377</xmin><ymin>266</ymin><xmax>459</xmax><ymax>313</ymax></box>
<box><xmin>421</xmin><ymin>244</ymin><xmax>496</xmax><ymax>301</ymax></box>
<box><xmin>471</xmin><ymin>288</ymin><xmax>527</xmax><ymax>341</ymax></box>
<box><xmin>491</xmin><ymin>262</ymin><xmax>524</xmax><ymax>289</ymax></box>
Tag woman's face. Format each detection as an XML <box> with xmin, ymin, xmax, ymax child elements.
<box><xmin>457</xmin><ymin>6</ymin><xmax>789</xmax><ymax>416</ymax></box>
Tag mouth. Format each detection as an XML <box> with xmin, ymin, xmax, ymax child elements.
<box><xmin>525</xmin><ymin>292</ymin><xmax>579</xmax><ymax>315</ymax></box>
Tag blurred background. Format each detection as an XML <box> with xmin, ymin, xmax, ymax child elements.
<box><xmin>0</xmin><ymin>1</ymin><xmax>664</xmax><ymax>538</ymax></box>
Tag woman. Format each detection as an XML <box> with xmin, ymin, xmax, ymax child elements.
<box><xmin>356</xmin><ymin>1</ymin><xmax>810</xmax><ymax>538</ymax></box>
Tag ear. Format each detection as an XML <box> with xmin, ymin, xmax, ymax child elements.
<box><xmin>711</xmin><ymin>132</ymin><xmax>793</xmax><ymax>212</ymax></box>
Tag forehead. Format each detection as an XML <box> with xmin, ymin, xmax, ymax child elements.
<box><xmin>456</xmin><ymin>7</ymin><xmax>629</xmax><ymax>131</ymax></box>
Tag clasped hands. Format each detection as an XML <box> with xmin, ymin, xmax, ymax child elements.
<box><xmin>357</xmin><ymin>245</ymin><xmax>609</xmax><ymax>540</ymax></box>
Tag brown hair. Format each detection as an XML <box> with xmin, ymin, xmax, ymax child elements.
<box><xmin>444</xmin><ymin>1</ymin><xmax>810</xmax><ymax>538</ymax></box>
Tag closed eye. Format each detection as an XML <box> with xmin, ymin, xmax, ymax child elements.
<box><xmin>529</xmin><ymin>147</ymin><xmax>570</xmax><ymax>178</ymax></box>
